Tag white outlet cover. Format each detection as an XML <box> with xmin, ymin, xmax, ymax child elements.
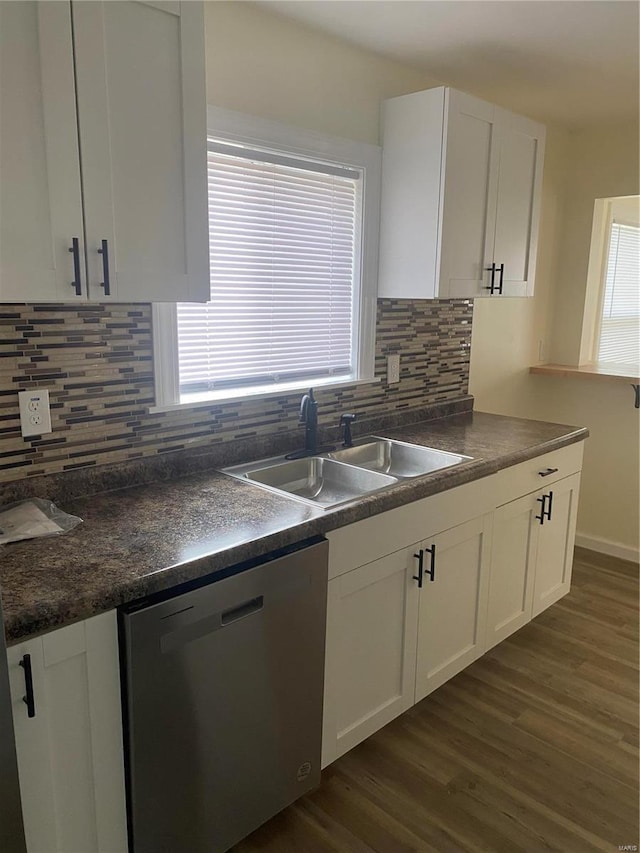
<box><xmin>387</xmin><ymin>354</ymin><xmax>400</xmax><ymax>384</ymax></box>
<box><xmin>18</xmin><ymin>389</ymin><xmax>52</xmax><ymax>438</ymax></box>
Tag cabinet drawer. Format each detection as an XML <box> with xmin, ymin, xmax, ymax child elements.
<box><xmin>327</xmin><ymin>476</ymin><xmax>494</xmax><ymax>579</ymax></box>
<box><xmin>494</xmin><ymin>442</ymin><xmax>584</xmax><ymax>507</ymax></box>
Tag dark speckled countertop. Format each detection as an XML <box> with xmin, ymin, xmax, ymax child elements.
<box><xmin>0</xmin><ymin>411</ymin><xmax>587</xmax><ymax>644</ymax></box>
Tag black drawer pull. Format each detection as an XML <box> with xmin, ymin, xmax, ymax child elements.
<box><xmin>539</xmin><ymin>467</ymin><xmax>558</xmax><ymax>478</ymax></box>
<box><xmin>484</xmin><ymin>263</ymin><xmax>497</xmax><ymax>294</ymax></box>
<box><xmin>535</xmin><ymin>492</ymin><xmax>553</xmax><ymax>525</ymax></box>
<box><xmin>536</xmin><ymin>494</ymin><xmax>547</xmax><ymax>525</ymax></box>
<box><xmin>19</xmin><ymin>654</ymin><xmax>36</xmax><ymax>718</ymax></box>
<box><xmin>413</xmin><ymin>550</ymin><xmax>424</xmax><ymax>588</ymax></box>
<box><xmin>97</xmin><ymin>239</ymin><xmax>111</xmax><ymax>296</ymax></box>
<box><xmin>424</xmin><ymin>543</ymin><xmax>436</xmax><ymax>582</ymax></box>
<box><xmin>497</xmin><ymin>262</ymin><xmax>504</xmax><ymax>294</ymax></box>
<box><xmin>69</xmin><ymin>237</ymin><xmax>82</xmax><ymax>296</ymax></box>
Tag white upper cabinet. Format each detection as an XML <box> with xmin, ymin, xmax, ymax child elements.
<box><xmin>378</xmin><ymin>87</ymin><xmax>545</xmax><ymax>299</ymax></box>
<box><xmin>490</xmin><ymin>107</ymin><xmax>545</xmax><ymax>297</ymax></box>
<box><xmin>72</xmin><ymin>1</ymin><xmax>209</xmax><ymax>302</ymax></box>
<box><xmin>0</xmin><ymin>2</ymin><xmax>85</xmax><ymax>302</ymax></box>
<box><xmin>0</xmin><ymin>1</ymin><xmax>209</xmax><ymax>304</ymax></box>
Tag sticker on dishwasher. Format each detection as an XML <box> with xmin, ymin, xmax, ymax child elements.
<box><xmin>297</xmin><ymin>762</ymin><xmax>312</xmax><ymax>782</ymax></box>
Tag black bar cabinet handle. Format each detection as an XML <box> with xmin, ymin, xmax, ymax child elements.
<box><xmin>19</xmin><ymin>654</ymin><xmax>36</xmax><ymax>718</ymax></box>
<box><xmin>484</xmin><ymin>263</ymin><xmax>497</xmax><ymax>294</ymax></box>
<box><xmin>546</xmin><ymin>490</ymin><xmax>554</xmax><ymax>522</ymax></box>
<box><xmin>424</xmin><ymin>544</ymin><xmax>436</xmax><ymax>582</ymax></box>
<box><xmin>97</xmin><ymin>239</ymin><xmax>111</xmax><ymax>296</ymax></box>
<box><xmin>413</xmin><ymin>550</ymin><xmax>424</xmax><ymax>588</ymax></box>
<box><xmin>497</xmin><ymin>263</ymin><xmax>505</xmax><ymax>294</ymax></box>
<box><xmin>539</xmin><ymin>468</ymin><xmax>559</xmax><ymax>478</ymax></box>
<box><xmin>69</xmin><ymin>237</ymin><xmax>82</xmax><ymax>296</ymax></box>
<box><xmin>535</xmin><ymin>494</ymin><xmax>547</xmax><ymax>525</ymax></box>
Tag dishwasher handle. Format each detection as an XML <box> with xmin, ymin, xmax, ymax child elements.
<box><xmin>160</xmin><ymin>594</ymin><xmax>266</xmax><ymax>653</ymax></box>
<box><xmin>221</xmin><ymin>595</ymin><xmax>263</xmax><ymax>626</ymax></box>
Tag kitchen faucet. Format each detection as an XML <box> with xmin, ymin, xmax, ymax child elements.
<box><xmin>300</xmin><ymin>388</ymin><xmax>318</xmax><ymax>454</ymax></box>
<box><xmin>285</xmin><ymin>389</ymin><xmax>334</xmax><ymax>459</ymax></box>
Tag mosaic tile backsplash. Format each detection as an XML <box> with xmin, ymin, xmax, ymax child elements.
<box><xmin>0</xmin><ymin>299</ymin><xmax>472</xmax><ymax>482</ymax></box>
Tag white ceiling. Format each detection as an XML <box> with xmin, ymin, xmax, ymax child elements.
<box><xmin>259</xmin><ymin>1</ymin><xmax>640</xmax><ymax>128</ymax></box>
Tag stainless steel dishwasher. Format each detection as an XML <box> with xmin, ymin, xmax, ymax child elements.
<box><xmin>120</xmin><ymin>537</ymin><xmax>328</xmax><ymax>853</ymax></box>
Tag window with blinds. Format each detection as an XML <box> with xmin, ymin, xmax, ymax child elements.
<box><xmin>176</xmin><ymin>140</ymin><xmax>362</xmax><ymax>395</ymax></box>
<box><xmin>596</xmin><ymin>221</ymin><xmax>640</xmax><ymax>365</ymax></box>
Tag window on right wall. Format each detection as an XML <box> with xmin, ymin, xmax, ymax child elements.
<box><xmin>586</xmin><ymin>195</ymin><xmax>640</xmax><ymax>368</ymax></box>
<box><xmin>594</xmin><ymin>218</ymin><xmax>640</xmax><ymax>365</ymax></box>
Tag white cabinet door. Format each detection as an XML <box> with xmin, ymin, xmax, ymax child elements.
<box><xmin>415</xmin><ymin>514</ymin><xmax>492</xmax><ymax>702</ymax></box>
<box><xmin>485</xmin><ymin>492</ymin><xmax>538</xmax><ymax>650</ymax></box>
<box><xmin>8</xmin><ymin>612</ymin><xmax>128</xmax><ymax>853</ymax></box>
<box><xmin>439</xmin><ymin>90</ymin><xmax>500</xmax><ymax>299</ymax></box>
<box><xmin>378</xmin><ymin>87</ymin><xmax>446</xmax><ymax>300</ymax></box>
<box><xmin>73</xmin><ymin>1</ymin><xmax>209</xmax><ymax>303</ymax></box>
<box><xmin>488</xmin><ymin>471</ymin><xmax>581</xmax><ymax>642</ymax></box>
<box><xmin>532</xmin><ymin>472</ymin><xmax>581</xmax><ymax>617</ymax></box>
<box><xmin>322</xmin><ymin>546</ymin><xmax>419</xmax><ymax>767</ymax></box>
<box><xmin>491</xmin><ymin>108</ymin><xmax>545</xmax><ymax>298</ymax></box>
<box><xmin>0</xmin><ymin>1</ymin><xmax>86</xmax><ymax>302</ymax></box>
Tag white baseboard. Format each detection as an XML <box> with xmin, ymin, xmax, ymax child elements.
<box><xmin>575</xmin><ymin>533</ymin><xmax>639</xmax><ymax>564</ymax></box>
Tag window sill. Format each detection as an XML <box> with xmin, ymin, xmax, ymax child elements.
<box><xmin>148</xmin><ymin>375</ymin><xmax>381</xmax><ymax>414</ymax></box>
<box><xmin>529</xmin><ymin>362</ymin><xmax>640</xmax><ymax>383</ymax></box>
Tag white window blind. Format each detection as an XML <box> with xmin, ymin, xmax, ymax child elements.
<box><xmin>177</xmin><ymin>141</ymin><xmax>361</xmax><ymax>395</ymax></box>
<box><xmin>597</xmin><ymin>221</ymin><xmax>640</xmax><ymax>365</ymax></box>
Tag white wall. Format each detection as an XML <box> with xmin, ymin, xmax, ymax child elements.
<box><xmin>550</xmin><ymin>122</ymin><xmax>640</xmax><ymax>366</ymax></box>
<box><xmin>205</xmin><ymin>1</ymin><xmax>438</xmax><ymax>144</ymax></box>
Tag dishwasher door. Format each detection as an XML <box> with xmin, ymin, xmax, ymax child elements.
<box><xmin>120</xmin><ymin>538</ymin><xmax>328</xmax><ymax>853</ymax></box>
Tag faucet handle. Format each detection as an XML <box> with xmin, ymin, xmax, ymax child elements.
<box><xmin>339</xmin><ymin>413</ymin><xmax>356</xmax><ymax>447</ymax></box>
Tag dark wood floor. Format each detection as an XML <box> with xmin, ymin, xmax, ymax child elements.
<box><xmin>234</xmin><ymin>548</ymin><xmax>639</xmax><ymax>853</ymax></box>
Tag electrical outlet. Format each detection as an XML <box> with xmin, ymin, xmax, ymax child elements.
<box><xmin>387</xmin><ymin>354</ymin><xmax>400</xmax><ymax>384</ymax></box>
<box><xmin>18</xmin><ymin>389</ymin><xmax>52</xmax><ymax>438</ymax></box>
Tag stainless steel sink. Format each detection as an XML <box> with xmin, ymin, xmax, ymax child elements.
<box><xmin>222</xmin><ymin>456</ymin><xmax>398</xmax><ymax>509</ymax></box>
<box><xmin>327</xmin><ymin>437</ymin><xmax>471</xmax><ymax>478</ymax></box>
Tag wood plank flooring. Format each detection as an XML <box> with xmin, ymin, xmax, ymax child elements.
<box><xmin>233</xmin><ymin>548</ymin><xmax>639</xmax><ymax>853</ymax></box>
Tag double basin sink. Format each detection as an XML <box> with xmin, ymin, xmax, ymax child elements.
<box><xmin>222</xmin><ymin>437</ymin><xmax>471</xmax><ymax>510</ymax></box>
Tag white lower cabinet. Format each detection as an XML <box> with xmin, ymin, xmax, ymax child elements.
<box><xmin>485</xmin><ymin>492</ymin><xmax>539</xmax><ymax>650</ymax></box>
<box><xmin>531</xmin><ymin>472</ymin><xmax>581</xmax><ymax>617</ymax></box>
<box><xmin>322</xmin><ymin>443</ymin><xmax>584</xmax><ymax>767</ymax></box>
<box><xmin>7</xmin><ymin>611</ymin><xmax>127</xmax><ymax>853</ymax></box>
<box><xmin>321</xmin><ymin>547</ymin><xmax>419</xmax><ymax>768</ymax></box>
<box><xmin>322</xmin><ymin>479</ymin><xmax>495</xmax><ymax>766</ymax></box>
<box><xmin>415</xmin><ymin>514</ymin><xmax>492</xmax><ymax>701</ymax></box>
<box><xmin>486</xmin><ymin>472</ymin><xmax>581</xmax><ymax>647</ymax></box>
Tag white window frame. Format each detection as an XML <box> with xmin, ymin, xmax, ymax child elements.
<box><xmin>151</xmin><ymin>106</ymin><xmax>381</xmax><ymax>412</ymax></box>
<box><xmin>581</xmin><ymin>195</ymin><xmax>640</xmax><ymax>367</ymax></box>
